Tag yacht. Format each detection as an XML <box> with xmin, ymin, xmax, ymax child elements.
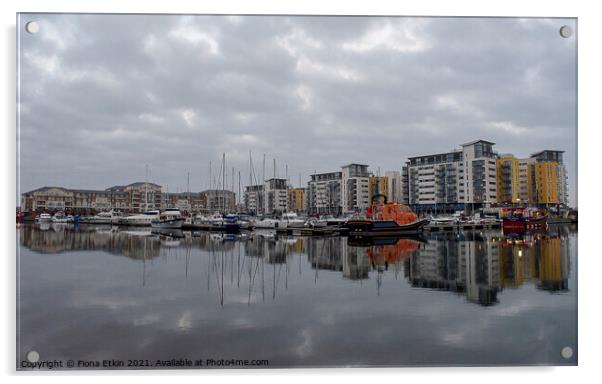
<box><xmin>51</xmin><ymin>212</ymin><xmax>72</xmax><ymax>223</ymax></box>
<box><xmin>118</xmin><ymin>210</ymin><xmax>160</xmax><ymax>226</ymax></box>
<box><xmin>84</xmin><ymin>210</ymin><xmax>122</xmax><ymax>225</ymax></box>
<box><xmin>36</xmin><ymin>213</ymin><xmax>52</xmax><ymax>223</ymax></box>
<box><xmin>253</xmin><ymin>217</ymin><xmax>279</xmax><ymax>229</ymax></box>
<box><xmin>151</xmin><ymin>208</ymin><xmax>184</xmax><ymax>229</ymax></box>
<box><xmin>278</xmin><ymin>212</ymin><xmax>306</xmax><ymax>229</ymax></box>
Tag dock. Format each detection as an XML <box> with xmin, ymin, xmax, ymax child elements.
<box><xmin>424</xmin><ymin>222</ymin><xmax>501</xmax><ymax>232</ymax></box>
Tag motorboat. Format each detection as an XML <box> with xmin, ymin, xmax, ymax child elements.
<box><xmin>35</xmin><ymin>213</ymin><xmax>52</xmax><ymax>223</ymax></box>
<box><xmin>151</xmin><ymin>208</ymin><xmax>184</xmax><ymax>229</ymax></box>
<box><xmin>118</xmin><ymin>210</ymin><xmax>160</xmax><ymax>226</ymax></box>
<box><xmin>52</xmin><ymin>212</ymin><xmax>73</xmax><ymax>223</ymax></box>
<box><xmin>253</xmin><ymin>217</ymin><xmax>279</xmax><ymax>229</ymax></box>
<box><xmin>502</xmin><ymin>208</ymin><xmax>547</xmax><ymax>233</ymax></box>
<box><xmin>278</xmin><ymin>212</ymin><xmax>305</xmax><ymax>229</ymax></box>
<box><xmin>83</xmin><ymin>210</ymin><xmax>122</xmax><ymax>225</ymax></box>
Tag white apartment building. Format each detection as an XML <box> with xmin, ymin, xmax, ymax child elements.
<box><xmin>308</xmin><ymin>171</ymin><xmax>342</xmax><ymax>216</ymax></box>
<box><xmin>406</xmin><ymin>140</ymin><xmax>498</xmax><ymax>210</ymax></box>
<box><xmin>264</xmin><ymin>178</ymin><xmax>288</xmax><ymax>214</ymax></box>
<box><xmin>244</xmin><ymin>185</ymin><xmax>264</xmax><ymax>214</ymax></box>
<box><xmin>341</xmin><ymin>164</ymin><xmax>370</xmax><ymax>214</ymax></box>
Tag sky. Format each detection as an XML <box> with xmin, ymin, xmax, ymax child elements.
<box><xmin>17</xmin><ymin>14</ymin><xmax>577</xmax><ymax>206</ymax></box>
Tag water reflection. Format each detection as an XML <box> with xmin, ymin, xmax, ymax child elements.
<box><xmin>18</xmin><ymin>224</ymin><xmax>574</xmax><ymax>307</ymax></box>
<box><xmin>17</xmin><ymin>223</ymin><xmax>577</xmax><ymax>367</ymax></box>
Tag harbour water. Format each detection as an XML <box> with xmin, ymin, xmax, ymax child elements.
<box><xmin>17</xmin><ymin>223</ymin><xmax>577</xmax><ymax>368</ymax></box>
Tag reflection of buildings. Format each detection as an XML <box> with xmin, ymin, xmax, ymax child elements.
<box><xmin>408</xmin><ymin>231</ymin><xmax>502</xmax><ymax>306</ymax></box>
<box><xmin>406</xmin><ymin>230</ymin><xmax>571</xmax><ymax>306</ymax></box>
<box><xmin>307</xmin><ymin>237</ymin><xmax>345</xmax><ymax>272</ymax></box>
<box><xmin>499</xmin><ymin>233</ymin><xmax>570</xmax><ymax>293</ymax></box>
<box><xmin>19</xmin><ymin>224</ymin><xmax>162</xmax><ymax>260</ymax></box>
<box><xmin>244</xmin><ymin>235</ymin><xmax>303</xmax><ymax>264</ymax></box>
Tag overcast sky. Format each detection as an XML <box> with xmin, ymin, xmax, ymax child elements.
<box><xmin>17</xmin><ymin>14</ymin><xmax>577</xmax><ymax>206</ymax></box>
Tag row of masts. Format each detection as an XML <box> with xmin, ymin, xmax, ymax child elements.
<box><xmin>142</xmin><ymin>151</ymin><xmax>303</xmax><ymax>212</ymax></box>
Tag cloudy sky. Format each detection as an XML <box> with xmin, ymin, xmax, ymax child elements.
<box><xmin>17</xmin><ymin>14</ymin><xmax>577</xmax><ymax>206</ymax></box>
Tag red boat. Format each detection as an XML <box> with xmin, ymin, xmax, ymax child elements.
<box><xmin>501</xmin><ymin>208</ymin><xmax>547</xmax><ymax>233</ymax></box>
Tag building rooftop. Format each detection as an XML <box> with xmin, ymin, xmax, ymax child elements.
<box><xmin>461</xmin><ymin>139</ymin><xmax>496</xmax><ymax>147</ymax></box>
<box><xmin>407</xmin><ymin>149</ymin><xmax>462</xmax><ymax>160</ymax></box>
<box><xmin>530</xmin><ymin>149</ymin><xmax>565</xmax><ymax>157</ymax></box>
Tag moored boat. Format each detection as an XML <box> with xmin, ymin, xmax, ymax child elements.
<box><xmin>502</xmin><ymin>208</ymin><xmax>547</xmax><ymax>233</ymax></box>
<box><xmin>347</xmin><ymin>194</ymin><xmax>429</xmax><ymax>237</ymax></box>
<box><xmin>278</xmin><ymin>212</ymin><xmax>306</xmax><ymax>229</ymax></box>
<box><xmin>151</xmin><ymin>208</ymin><xmax>184</xmax><ymax>229</ymax></box>
<box><xmin>118</xmin><ymin>210</ymin><xmax>160</xmax><ymax>226</ymax></box>
<box><xmin>35</xmin><ymin>213</ymin><xmax>52</xmax><ymax>223</ymax></box>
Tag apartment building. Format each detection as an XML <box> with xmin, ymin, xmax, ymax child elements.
<box><xmin>264</xmin><ymin>178</ymin><xmax>288</xmax><ymax>214</ymax></box>
<box><xmin>341</xmin><ymin>164</ymin><xmax>370</xmax><ymax>214</ymax></box>
<box><xmin>406</xmin><ymin>140</ymin><xmax>498</xmax><ymax>211</ymax></box>
<box><xmin>308</xmin><ymin>171</ymin><xmax>342</xmax><ymax>216</ymax></box>
<box><xmin>243</xmin><ymin>185</ymin><xmax>264</xmax><ymax>215</ymax></box>
<box><xmin>288</xmin><ymin>187</ymin><xmax>307</xmax><ymax>213</ymax></box>
<box><xmin>495</xmin><ymin>150</ymin><xmax>568</xmax><ymax>206</ymax></box>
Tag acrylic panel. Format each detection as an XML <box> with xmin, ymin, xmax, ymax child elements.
<box><xmin>16</xmin><ymin>13</ymin><xmax>578</xmax><ymax>370</ymax></box>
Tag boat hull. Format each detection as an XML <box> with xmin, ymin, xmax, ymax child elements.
<box><xmin>502</xmin><ymin>216</ymin><xmax>547</xmax><ymax>233</ymax></box>
<box><xmin>347</xmin><ymin>218</ymin><xmax>430</xmax><ymax>236</ymax></box>
<box><xmin>151</xmin><ymin>218</ymin><xmax>184</xmax><ymax>229</ymax></box>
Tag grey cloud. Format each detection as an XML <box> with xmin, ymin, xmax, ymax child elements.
<box><xmin>17</xmin><ymin>14</ymin><xmax>577</xmax><ymax>205</ymax></box>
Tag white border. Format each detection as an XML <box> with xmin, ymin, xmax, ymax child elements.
<box><xmin>2</xmin><ymin>1</ymin><xmax>598</xmax><ymax>383</ymax></box>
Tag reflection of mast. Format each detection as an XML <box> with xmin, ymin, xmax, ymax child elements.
<box><xmin>142</xmin><ymin>237</ymin><xmax>147</xmax><ymax>287</ymax></box>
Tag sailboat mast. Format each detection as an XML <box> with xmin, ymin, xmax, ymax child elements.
<box><xmin>187</xmin><ymin>171</ymin><xmax>190</xmax><ymax>212</ymax></box>
<box><xmin>145</xmin><ymin>164</ymin><xmax>149</xmax><ymax>212</ymax></box>
<box><xmin>222</xmin><ymin>152</ymin><xmax>226</xmax><ymax>213</ymax></box>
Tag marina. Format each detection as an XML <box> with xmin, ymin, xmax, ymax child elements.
<box><xmin>17</xmin><ymin>222</ymin><xmax>577</xmax><ymax>367</ymax></box>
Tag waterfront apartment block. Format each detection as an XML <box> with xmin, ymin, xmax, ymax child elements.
<box><xmin>495</xmin><ymin>150</ymin><xmax>568</xmax><ymax>206</ymax></box>
<box><xmin>21</xmin><ymin>182</ymin><xmax>162</xmax><ymax>214</ymax></box>
<box><xmin>163</xmin><ymin>192</ymin><xmax>207</xmax><ymax>212</ymax></box>
<box><xmin>341</xmin><ymin>164</ymin><xmax>370</xmax><ymax>214</ymax></box>
<box><xmin>20</xmin><ymin>182</ymin><xmax>236</xmax><ymax>214</ymax></box>
<box><xmin>288</xmin><ymin>187</ymin><xmax>307</xmax><ymax>213</ymax></box>
<box><xmin>308</xmin><ymin>171</ymin><xmax>343</xmax><ymax>216</ymax></box>
<box><xmin>406</xmin><ymin>140</ymin><xmax>498</xmax><ymax>211</ymax></box>
<box><xmin>243</xmin><ymin>185</ymin><xmax>264</xmax><ymax>215</ymax></box>
<box><xmin>202</xmin><ymin>189</ymin><xmax>236</xmax><ymax>213</ymax></box>
<box><xmin>264</xmin><ymin>178</ymin><xmax>288</xmax><ymax>214</ymax></box>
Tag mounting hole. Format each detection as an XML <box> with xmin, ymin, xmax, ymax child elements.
<box><xmin>25</xmin><ymin>21</ymin><xmax>39</xmax><ymax>34</ymax></box>
<box><xmin>559</xmin><ymin>25</ymin><xmax>573</xmax><ymax>38</ymax></box>
<box><xmin>26</xmin><ymin>350</ymin><xmax>40</xmax><ymax>363</ymax></box>
<box><xmin>561</xmin><ymin>346</ymin><xmax>573</xmax><ymax>359</ymax></box>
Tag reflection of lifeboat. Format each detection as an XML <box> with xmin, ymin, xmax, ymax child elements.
<box><xmin>347</xmin><ymin>194</ymin><xmax>429</xmax><ymax>237</ymax></box>
<box><xmin>366</xmin><ymin>239</ymin><xmax>419</xmax><ymax>265</ymax></box>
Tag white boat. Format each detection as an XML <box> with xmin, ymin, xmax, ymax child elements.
<box><xmin>36</xmin><ymin>213</ymin><xmax>52</xmax><ymax>223</ymax></box>
<box><xmin>118</xmin><ymin>210</ymin><xmax>160</xmax><ymax>226</ymax></box>
<box><xmin>195</xmin><ymin>211</ymin><xmax>224</xmax><ymax>226</ymax></box>
<box><xmin>278</xmin><ymin>212</ymin><xmax>305</xmax><ymax>229</ymax></box>
<box><xmin>151</xmin><ymin>209</ymin><xmax>184</xmax><ymax>229</ymax></box>
<box><xmin>431</xmin><ymin>216</ymin><xmax>459</xmax><ymax>225</ymax></box>
<box><xmin>84</xmin><ymin>210</ymin><xmax>122</xmax><ymax>225</ymax></box>
<box><xmin>253</xmin><ymin>217</ymin><xmax>279</xmax><ymax>229</ymax></box>
<box><xmin>52</xmin><ymin>212</ymin><xmax>73</xmax><ymax>223</ymax></box>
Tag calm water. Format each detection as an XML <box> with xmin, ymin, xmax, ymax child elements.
<box><xmin>17</xmin><ymin>223</ymin><xmax>577</xmax><ymax>368</ymax></box>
